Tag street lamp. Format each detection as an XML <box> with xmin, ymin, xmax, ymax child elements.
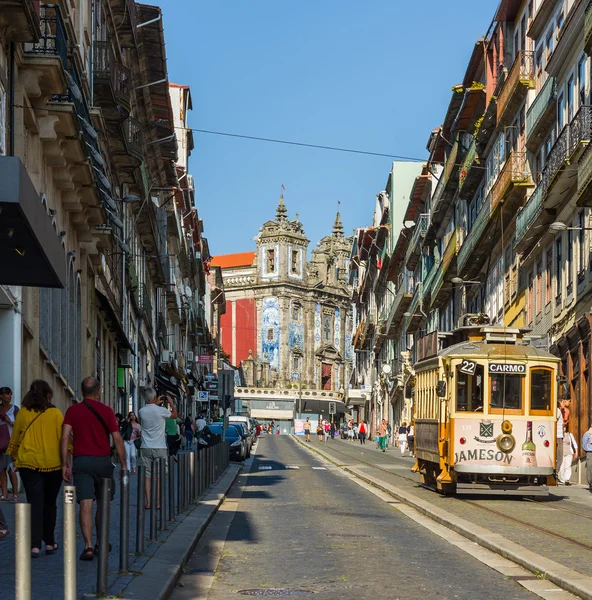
<box><xmin>549</xmin><ymin>221</ymin><xmax>592</xmax><ymax>232</ymax></box>
<box><xmin>451</xmin><ymin>277</ymin><xmax>482</xmax><ymax>285</ymax></box>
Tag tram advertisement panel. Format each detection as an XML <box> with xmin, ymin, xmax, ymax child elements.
<box><xmin>453</xmin><ymin>419</ymin><xmax>553</xmax><ymax>469</ymax></box>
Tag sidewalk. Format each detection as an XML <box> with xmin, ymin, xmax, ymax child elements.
<box><xmin>295</xmin><ymin>436</ymin><xmax>592</xmax><ymax>600</ymax></box>
<box><xmin>0</xmin><ymin>449</ymin><xmax>240</xmax><ymax>600</ymax></box>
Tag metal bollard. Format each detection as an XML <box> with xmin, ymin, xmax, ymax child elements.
<box><xmin>160</xmin><ymin>457</ymin><xmax>166</xmax><ymax>530</ymax></box>
<box><xmin>97</xmin><ymin>478</ymin><xmax>112</xmax><ymax>596</ymax></box>
<box><xmin>190</xmin><ymin>451</ymin><xmax>196</xmax><ymax>503</ymax></box>
<box><xmin>150</xmin><ymin>460</ymin><xmax>158</xmax><ymax>541</ymax></box>
<box><xmin>183</xmin><ymin>453</ymin><xmax>188</xmax><ymax>509</ymax></box>
<box><xmin>64</xmin><ymin>486</ymin><xmax>76</xmax><ymax>600</ymax></box>
<box><xmin>168</xmin><ymin>455</ymin><xmax>175</xmax><ymax>521</ymax></box>
<box><xmin>119</xmin><ymin>470</ymin><xmax>130</xmax><ymax>572</ymax></box>
<box><xmin>136</xmin><ymin>466</ymin><xmax>145</xmax><ymax>554</ymax></box>
<box><xmin>15</xmin><ymin>503</ymin><xmax>31</xmax><ymax>600</ymax></box>
<box><xmin>186</xmin><ymin>452</ymin><xmax>191</xmax><ymax>506</ymax></box>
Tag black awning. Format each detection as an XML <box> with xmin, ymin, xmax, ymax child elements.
<box><xmin>301</xmin><ymin>398</ymin><xmax>346</xmax><ymax>415</ymax></box>
<box><xmin>0</xmin><ymin>157</ymin><xmax>66</xmax><ymax>287</ymax></box>
<box><xmin>96</xmin><ymin>290</ymin><xmax>134</xmax><ymax>351</ymax></box>
<box><xmin>155</xmin><ymin>372</ymin><xmax>182</xmax><ymax>402</ymax></box>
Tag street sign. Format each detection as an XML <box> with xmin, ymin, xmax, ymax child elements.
<box><xmin>329</xmin><ymin>401</ymin><xmax>336</xmax><ymax>415</ymax></box>
<box><xmin>197</xmin><ymin>391</ymin><xmax>209</xmax><ymax>401</ymax></box>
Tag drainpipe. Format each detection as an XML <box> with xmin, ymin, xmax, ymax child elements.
<box><xmin>9</xmin><ymin>42</ymin><xmax>15</xmax><ymax>156</ymax></box>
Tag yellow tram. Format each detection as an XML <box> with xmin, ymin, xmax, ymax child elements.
<box><xmin>412</xmin><ymin>316</ymin><xmax>560</xmax><ymax>496</ymax></box>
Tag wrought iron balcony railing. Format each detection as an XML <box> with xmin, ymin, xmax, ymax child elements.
<box><xmin>491</xmin><ymin>151</ymin><xmax>532</xmax><ymax>211</ymax></box>
<box><xmin>459</xmin><ymin>139</ymin><xmax>477</xmax><ymax>189</ymax></box>
<box><xmin>123</xmin><ymin>116</ymin><xmax>144</xmax><ymax>161</ymax></box>
<box><xmin>22</xmin><ymin>3</ymin><xmax>67</xmax><ymax>69</ymax></box>
<box><xmin>515</xmin><ymin>185</ymin><xmax>543</xmax><ymax>246</ymax></box>
<box><xmin>141</xmin><ymin>284</ymin><xmax>154</xmax><ymax>331</ymax></box>
<box><xmin>497</xmin><ymin>50</ymin><xmax>535</xmax><ymax>123</ymax></box>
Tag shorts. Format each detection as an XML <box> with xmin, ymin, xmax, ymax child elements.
<box><xmin>72</xmin><ymin>456</ymin><xmax>115</xmax><ymax>502</ymax></box>
<box><xmin>140</xmin><ymin>447</ymin><xmax>168</xmax><ymax>478</ymax></box>
<box><xmin>1</xmin><ymin>454</ymin><xmax>14</xmax><ymax>470</ymax></box>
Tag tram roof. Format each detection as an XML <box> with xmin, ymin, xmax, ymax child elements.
<box><xmin>438</xmin><ymin>341</ymin><xmax>559</xmax><ymax>362</ymax></box>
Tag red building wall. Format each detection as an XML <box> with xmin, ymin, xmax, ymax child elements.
<box><xmin>220</xmin><ymin>298</ymin><xmax>256</xmax><ymax>367</ymax></box>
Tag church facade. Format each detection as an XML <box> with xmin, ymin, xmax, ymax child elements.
<box><xmin>211</xmin><ymin>197</ymin><xmax>353</xmax><ymax>430</ymax></box>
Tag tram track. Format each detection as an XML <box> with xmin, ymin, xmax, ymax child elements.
<box><xmin>319</xmin><ymin>441</ymin><xmax>592</xmax><ymax>555</ymax></box>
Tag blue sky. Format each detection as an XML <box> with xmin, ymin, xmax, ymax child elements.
<box><xmin>151</xmin><ymin>0</ymin><xmax>499</xmax><ymax>256</ymax></box>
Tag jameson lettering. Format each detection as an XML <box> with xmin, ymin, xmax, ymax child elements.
<box><xmin>488</xmin><ymin>363</ymin><xmax>526</xmax><ymax>374</ymax></box>
<box><xmin>455</xmin><ymin>449</ymin><xmax>514</xmax><ymax>464</ymax></box>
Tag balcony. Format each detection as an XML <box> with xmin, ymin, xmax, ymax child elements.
<box><xmin>514</xmin><ymin>185</ymin><xmax>544</xmax><ymax>250</ymax></box>
<box><xmin>405</xmin><ymin>213</ymin><xmax>429</xmax><ymax>271</ymax></box>
<box><xmin>108</xmin><ymin>0</ymin><xmax>137</xmax><ymax>48</ymax></box>
<box><xmin>497</xmin><ymin>51</ymin><xmax>535</xmax><ymax>127</ymax></box>
<box><xmin>526</xmin><ymin>77</ymin><xmax>557</xmax><ymax>151</ymax></box>
<box><xmin>0</xmin><ymin>0</ymin><xmax>41</xmax><ymax>41</ymax></box>
<box><xmin>405</xmin><ymin>284</ymin><xmax>423</xmax><ymax>334</ymax></box>
<box><xmin>458</xmin><ymin>139</ymin><xmax>481</xmax><ymax>196</ymax></box>
<box><xmin>544</xmin><ymin>106</ymin><xmax>592</xmax><ymax>208</ymax></box>
<box><xmin>141</xmin><ymin>284</ymin><xmax>154</xmax><ymax>332</ymax></box>
<box><xmin>93</xmin><ymin>40</ymin><xmax>131</xmax><ymax>121</ymax></box>
<box><xmin>577</xmin><ymin>141</ymin><xmax>592</xmax><ymax>207</ymax></box>
<box><xmin>457</xmin><ymin>192</ymin><xmax>492</xmax><ymax>276</ymax></box>
<box><xmin>109</xmin><ymin>116</ymin><xmax>143</xmax><ymax>173</ymax></box>
<box><xmin>491</xmin><ymin>151</ymin><xmax>534</xmax><ymax>215</ymax></box>
<box><xmin>421</xmin><ymin>259</ymin><xmax>441</xmax><ymax>306</ymax></box>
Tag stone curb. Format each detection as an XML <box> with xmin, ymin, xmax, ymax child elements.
<box><xmin>120</xmin><ymin>464</ymin><xmax>242</xmax><ymax>600</ymax></box>
<box><xmin>293</xmin><ymin>435</ymin><xmax>592</xmax><ymax>600</ymax></box>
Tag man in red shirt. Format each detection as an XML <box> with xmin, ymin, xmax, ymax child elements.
<box><xmin>60</xmin><ymin>377</ymin><xmax>126</xmax><ymax>561</ymax></box>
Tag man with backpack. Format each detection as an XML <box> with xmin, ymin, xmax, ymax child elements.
<box><xmin>61</xmin><ymin>377</ymin><xmax>126</xmax><ymax>561</ymax></box>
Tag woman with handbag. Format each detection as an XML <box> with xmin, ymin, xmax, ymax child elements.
<box><xmin>8</xmin><ymin>380</ymin><xmax>64</xmax><ymax>557</ymax></box>
<box><xmin>124</xmin><ymin>412</ymin><xmax>142</xmax><ymax>474</ymax></box>
<box><xmin>0</xmin><ymin>386</ymin><xmax>20</xmax><ymax>502</ymax></box>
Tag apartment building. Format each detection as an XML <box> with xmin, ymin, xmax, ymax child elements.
<box><xmin>0</xmin><ymin>1</ymin><xmax>213</xmax><ymax>418</ymax></box>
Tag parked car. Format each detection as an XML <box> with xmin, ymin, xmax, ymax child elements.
<box><xmin>228</xmin><ymin>422</ymin><xmax>251</xmax><ymax>458</ymax></box>
<box><xmin>196</xmin><ymin>425</ymin><xmax>221</xmax><ymax>450</ymax></box>
<box><xmin>208</xmin><ymin>423</ymin><xmax>246</xmax><ymax>461</ymax></box>
<box><xmin>229</xmin><ymin>416</ymin><xmax>256</xmax><ymax>448</ymax></box>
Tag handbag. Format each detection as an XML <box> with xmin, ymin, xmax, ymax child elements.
<box><xmin>0</xmin><ymin>423</ymin><xmax>10</xmax><ymax>454</ymax></box>
<box><xmin>133</xmin><ymin>437</ymin><xmax>142</xmax><ymax>451</ymax></box>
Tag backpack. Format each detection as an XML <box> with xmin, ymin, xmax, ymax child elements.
<box><xmin>122</xmin><ymin>422</ymin><xmax>133</xmax><ymax>442</ymax></box>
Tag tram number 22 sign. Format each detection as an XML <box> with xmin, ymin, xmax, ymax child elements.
<box><xmin>459</xmin><ymin>359</ymin><xmax>477</xmax><ymax>375</ymax></box>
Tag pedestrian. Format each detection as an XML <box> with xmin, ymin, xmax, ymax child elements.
<box><xmin>195</xmin><ymin>413</ymin><xmax>207</xmax><ymax>433</ymax></box>
<box><xmin>303</xmin><ymin>417</ymin><xmax>311</xmax><ymax>442</ymax></box>
<box><xmin>358</xmin><ymin>420</ymin><xmax>367</xmax><ymax>445</ymax></box>
<box><xmin>377</xmin><ymin>419</ymin><xmax>388</xmax><ymax>452</ymax></box>
<box><xmin>582</xmin><ymin>424</ymin><xmax>592</xmax><ymax>493</ymax></box>
<box><xmin>61</xmin><ymin>377</ymin><xmax>126</xmax><ymax>561</ymax></box>
<box><xmin>164</xmin><ymin>401</ymin><xmax>181</xmax><ymax>458</ymax></box>
<box><xmin>122</xmin><ymin>412</ymin><xmax>141</xmax><ymax>474</ymax></box>
<box><xmin>347</xmin><ymin>420</ymin><xmax>354</xmax><ymax>441</ymax></box>
<box><xmin>353</xmin><ymin>422</ymin><xmax>359</xmax><ymax>440</ymax></box>
<box><xmin>386</xmin><ymin>420</ymin><xmax>392</xmax><ymax>446</ymax></box>
<box><xmin>316</xmin><ymin>422</ymin><xmax>323</xmax><ymax>441</ymax></box>
<box><xmin>407</xmin><ymin>422</ymin><xmax>415</xmax><ymax>456</ymax></box>
<box><xmin>398</xmin><ymin>422</ymin><xmax>408</xmax><ymax>456</ymax></box>
<box><xmin>0</xmin><ymin>386</ymin><xmax>20</xmax><ymax>502</ymax></box>
<box><xmin>558</xmin><ymin>424</ymin><xmax>577</xmax><ymax>486</ymax></box>
<box><xmin>8</xmin><ymin>380</ymin><xmax>64</xmax><ymax>557</ymax></box>
<box><xmin>556</xmin><ymin>399</ymin><xmax>565</xmax><ymax>478</ymax></box>
<box><xmin>330</xmin><ymin>420</ymin><xmax>336</xmax><ymax>440</ymax></box>
<box><xmin>323</xmin><ymin>419</ymin><xmax>330</xmax><ymax>442</ymax></box>
<box><xmin>184</xmin><ymin>416</ymin><xmax>194</xmax><ymax>448</ymax></box>
<box><xmin>139</xmin><ymin>391</ymin><xmax>177</xmax><ymax>510</ymax></box>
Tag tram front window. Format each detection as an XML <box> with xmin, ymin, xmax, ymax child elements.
<box><xmin>531</xmin><ymin>368</ymin><xmax>553</xmax><ymax>412</ymax></box>
<box><xmin>490</xmin><ymin>374</ymin><xmax>523</xmax><ymax>411</ymax></box>
<box><xmin>456</xmin><ymin>365</ymin><xmax>484</xmax><ymax>411</ymax></box>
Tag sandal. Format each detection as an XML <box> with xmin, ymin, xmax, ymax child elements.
<box><xmin>0</xmin><ymin>496</ymin><xmax>7</xmax><ymax>502</ymax></box>
<box><xmin>31</xmin><ymin>548</ymin><xmax>40</xmax><ymax>558</ymax></box>
<box><xmin>46</xmin><ymin>543</ymin><xmax>59</xmax><ymax>555</ymax></box>
<box><xmin>79</xmin><ymin>547</ymin><xmax>94</xmax><ymax>561</ymax></box>
<box><xmin>93</xmin><ymin>542</ymin><xmax>112</xmax><ymax>556</ymax></box>
<box><xmin>8</xmin><ymin>495</ymin><xmax>18</xmax><ymax>503</ymax></box>
<box><xmin>0</xmin><ymin>529</ymin><xmax>8</xmax><ymax>540</ymax></box>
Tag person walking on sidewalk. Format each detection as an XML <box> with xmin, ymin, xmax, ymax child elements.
<box><xmin>122</xmin><ymin>412</ymin><xmax>141</xmax><ymax>474</ymax></box>
<box><xmin>583</xmin><ymin>425</ymin><xmax>592</xmax><ymax>493</ymax></box>
<box><xmin>139</xmin><ymin>390</ymin><xmax>177</xmax><ymax>510</ymax></box>
<box><xmin>303</xmin><ymin>417</ymin><xmax>311</xmax><ymax>442</ymax></box>
<box><xmin>358</xmin><ymin>420</ymin><xmax>367</xmax><ymax>445</ymax></box>
<box><xmin>8</xmin><ymin>380</ymin><xmax>64</xmax><ymax>557</ymax></box>
<box><xmin>558</xmin><ymin>424</ymin><xmax>577</xmax><ymax>485</ymax></box>
<box><xmin>316</xmin><ymin>422</ymin><xmax>323</xmax><ymax>442</ymax></box>
<box><xmin>398</xmin><ymin>423</ymin><xmax>408</xmax><ymax>456</ymax></box>
<box><xmin>61</xmin><ymin>377</ymin><xmax>126</xmax><ymax>562</ymax></box>
<box><xmin>0</xmin><ymin>386</ymin><xmax>20</xmax><ymax>502</ymax></box>
<box><xmin>377</xmin><ymin>419</ymin><xmax>388</xmax><ymax>452</ymax></box>
<box><xmin>407</xmin><ymin>423</ymin><xmax>415</xmax><ymax>457</ymax></box>
<box><xmin>330</xmin><ymin>420</ymin><xmax>336</xmax><ymax>440</ymax></box>
<box><xmin>184</xmin><ymin>417</ymin><xmax>194</xmax><ymax>448</ymax></box>
<box><xmin>323</xmin><ymin>419</ymin><xmax>330</xmax><ymax>443</ymax></box>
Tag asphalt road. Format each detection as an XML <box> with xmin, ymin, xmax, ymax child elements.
<box><xmin>171</xmin><ymin>436</ymin><xmax>538</xmax><ymax>600</ymax></box>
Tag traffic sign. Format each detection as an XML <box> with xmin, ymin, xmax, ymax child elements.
<box><xmin>197</xmin><ymin>391</ymin><xmax>209</xmax><ymax>401</ymax></box>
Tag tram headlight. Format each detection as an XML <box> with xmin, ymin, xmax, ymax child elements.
<box><xmin>497</xmin><ymin>433</ymin><xmax>516</xmax><ymax>453</ymax></box>
<box><xmin>501</xmin><ymin>420</ymin><xmax>513</xmax><ymax>434</ymax></box>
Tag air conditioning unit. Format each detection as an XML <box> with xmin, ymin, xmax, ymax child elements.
<box><xmin>160</xmin><ymin>349</ymin><xmax>170</xmax><ymax>364</ymax></box>
<box><xmin>187</xmin><ymin>351</ymin><xmax>194</xmax><ymax>362</ymax></box>
<box><xmin>119</xmin><ymin>349</ymin><xmax>132</xmax><ymax>369</ymax></box>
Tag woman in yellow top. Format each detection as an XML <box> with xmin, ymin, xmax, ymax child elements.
<box><xmin>8</xmin><ymin>380</ymin><xmax>64</xmax><ymax>558</ymax></box>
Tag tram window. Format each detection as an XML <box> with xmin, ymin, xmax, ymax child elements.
<box><xmin>456</xmin><ymin>365</ymin><xmax>484</xmax><ymax>411</ymax></box>
<box><xmin>531</xmin><ymin>368</ymin><xmax>552</xmax><ymax>412</ymax></box>
<box><xmin>490</xmin><ymin>374</ymin><xmax>523</xmax><ymax>411</ymax></box>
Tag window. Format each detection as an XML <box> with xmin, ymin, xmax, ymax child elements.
<box><xmin>266</xmin><ymin>328</ymin><xmax>274</xmax><ymax>342</ymax></box>
<box><xmin>266</xmin><ymin>248</ymin><xmax>275</xmax><ymax>273</ymax></box>
<box><xmin>322</xmin><ymin>311</ymin><xmax>333</xmax><ymax>343</ymax></box>
<box><xmin>536</xmin><ymin>261</ymin><xmax>542</xmax><ymax>315</ymax></box>
<box><xmin>0</xmin><ymin>82</ymin><xmax>5</xmax><ymax>156</ymax></box>
<box><xmin>545</xmin><ymin>34</ymin><xmax>553</xmax><ymax>62</ymax></box>
<box><xmin>292</xmin><ymin>354</ymin><xmax>301</xmax><ymax>373</ymax></box>
<box><xmin>567</xmin><ymin>229</ymin><xmax>573</xmax><ymax>289</ymax></box>
<box><xmin>578</xmin><ymin>211</ymin><xmax>586</xmax><ymax>274</ymax></box>
<box><xmin>490</xmin><ymin>373</ymin><xmax>523</xmax><ymax>411</ymax></box>
<box><xmin>545</xmin><ymin>248</ymin><xmax>553</xmax><ymax>305</ymax></box>
<box><xmin>578</xmin><ymin>58</ymin><xmax>587</xmax><ymax>106</ymax></box>
<box><xmin>531</xmin><ymin>368</ymin><xmax>553</xmax><ymax>412</ymax></box>
<box><xmin>535</xmin><ymin>48</ymin><xmax>544</xmax><ymax>91</ymax></box>
<box><xmin>290</xmin><ymin>249</ymin><xmax>299</xmax><ymax>274</ymax></box>
<box><xmin>567</xmin><ymin>76</ymin><xmax>575</xmax><ymax>122</ymax></box>
<box><xmin>291</xmin><ymin>302</ymin><xmax>301</xmax><ymax>322</ymax></box>
<box><xmin>556</xmin><ymin>237</ymin><xmax>562</xmax><ymax>301</ymax></box>
<box><xmin>456</xmin><ymin>364</ymin><xmax>484</xmax><ymax>412</ymax></box>
<box><xmin>527</xmin><ymin>272</ymin><xmax>534</xmax><ymax>324</ymax></box>
<box><xmin>556</xmin><ymin>11</ymin><xmax>564</xmax><ymax>33</ymax></box>
<box><xmin>557</xmin><ymin>93</ymin><xmax>565</xmax><ymax>131</ymax></box>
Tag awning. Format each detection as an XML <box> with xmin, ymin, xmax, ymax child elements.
<box><xmin>0</xmin><ymin>157</ymin><xmax>66</xmax><ymax>288</ymax></box>
<box><xmin>300</xmin><ymin>398</ymin><xmax>346</xmax><ymax>415</ymax></box>
<box><xmin>155</xmin><ymin>372</ymin><xmax>182</xmax><ymax>401</ymax></box>
<box><xmin>96</xmin><ymin>290</ymin><xmax>134</xmax><ymax>351</ymax></box>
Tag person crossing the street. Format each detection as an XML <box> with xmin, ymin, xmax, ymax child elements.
<box><xmin>583</xmin><ymin>424</ymin><xmax>592</xmax><ymax>493</ymax></box>
<box><xmin>303</xmin><ymin>417</ymin><xmax>311</xmax><ymax>442</ymax></box>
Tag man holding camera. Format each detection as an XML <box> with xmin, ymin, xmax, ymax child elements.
<box><xmin>139</xmin><ymin>389</ymin><xmax>178</xmax><ymax>509</ymax></box>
